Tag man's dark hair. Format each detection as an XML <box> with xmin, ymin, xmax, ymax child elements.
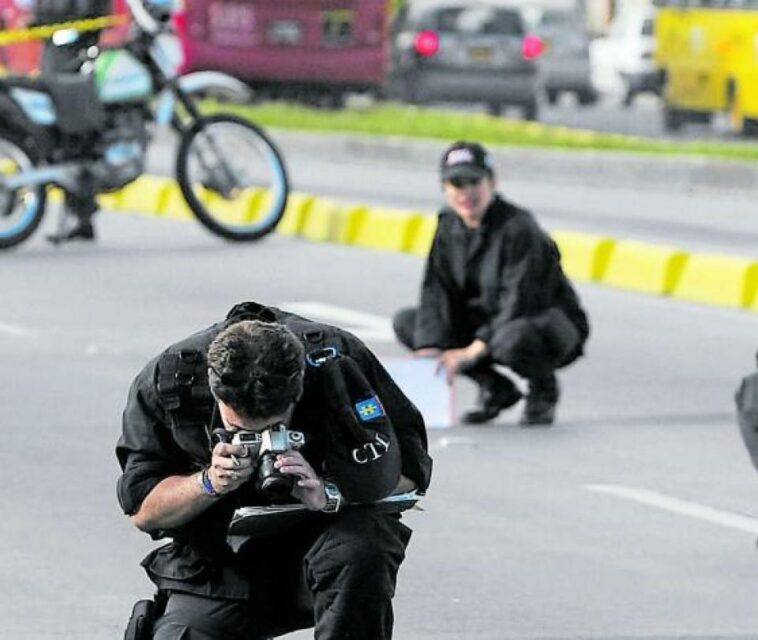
<box><xmin>207</xmin><ymin>320</ymin><xmax>305</xmax><ymax>419</ymax></box>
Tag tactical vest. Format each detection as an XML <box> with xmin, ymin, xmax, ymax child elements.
<box><xmin>153</xmin><ymin>303</ymin><xmax>347</xmax><ymax>464</ymax></box>
<box><xmin>153</xmin><ymin>302</ymin><xmax>401</xmax><ymax>502</ymax></box>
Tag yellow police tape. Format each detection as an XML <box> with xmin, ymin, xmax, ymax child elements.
<box><xmin>0</xmin><ymin>15</ymin><xmax>128</xmax><ymax>47</ymax></box>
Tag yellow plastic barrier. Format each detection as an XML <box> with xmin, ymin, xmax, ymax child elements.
<box><xmin>601</xmin><ymin>240</ymin><xmax>689</xmax><ymax>295</ymax></box>
<box><xmin>299</xmin><ymin>198</ymin><xmax>341</xmax><ymax>242</ymax></box>
<box><xmin>300</xmin><ymin>198</ymin><xmax>365</xmax><ymax>244</ymax></box>
<box><xmin>351</xmin><ymin>209</ymin><xmax>423</xmax><ymax>253</ymax></box>
<box><xmin>203</xmin><ymin>189</ymin><xmax>261</xmax><ymax>226</ymax></box>
<box><xmin>276</xmin><ymin>192</ymin><xmax>314</xmax><ymax>236</ymax></box>
<box><xmin>407</xmin><ymin>214</ymin><xmax>438</xmax><ymax>257</ymax></box>
<box><xmin>672</xmin><ymin>253</ymin><xmax>758</xmax><ymax>309</ymax></box>
<box><xmin>552</xmin><ymin>230</ymin><xmax>616</xmax><ymax>282</ymax></box>
<box><xmin>119</xmin><ymin>175</ymin><xmax>170</xmax><ymax>215</ymax></box>
<box><xmin>97</xmin><ymin>190</ymin><xmax>121</xmax><ymax>211</ymax></box>
<box><xmin>90</xmin><ymin>175</ymin><xmax>758</xmax><ymax>316</ymax></box>
<box><xmin>162</xmin><ymin>182</ymin><xmax>204</xmax><ymax>221</ymax></box>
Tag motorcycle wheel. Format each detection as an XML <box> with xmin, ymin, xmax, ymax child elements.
<box><xmin>0</xmin><ymin>133</ymin><xmax>47</xmax><ymax>250</ymax></box>
<box><xmin>176</xmin><ymin>114</ymin><xmax>289</xmax><ymax>241</ymax></box>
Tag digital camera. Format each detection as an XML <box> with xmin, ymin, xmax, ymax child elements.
<box><xmin>231</xmin><ymin>424</ymin><xmax>306</xmax><ymax>501</ymax></box>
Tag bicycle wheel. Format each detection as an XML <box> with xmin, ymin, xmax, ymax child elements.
<box><xmin>0</xmin><ymin>133</ymin><xmax>47</xmax><ymax>250</ymax></box>
<box><xmin>176</xmin><ymin>114</ymin><xmax>289</xmax><ymax>241</ymax></box>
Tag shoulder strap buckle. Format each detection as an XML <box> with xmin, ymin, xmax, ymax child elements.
<box><xmin>306</xmin><ymin>347</ymin><xmax>339</xmax><ymax>368</ymax></box>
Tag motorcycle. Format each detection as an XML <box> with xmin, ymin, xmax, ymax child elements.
<box><xmin>0</xmin><ymin>0</ymin><xmax>289</xmax><ymax>249</ymax></box>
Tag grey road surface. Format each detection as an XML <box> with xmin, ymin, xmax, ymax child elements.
<box><xmin>3</xmin><ymin>210</ymin><xmax>758</xmax><ymax>639</ymax></box>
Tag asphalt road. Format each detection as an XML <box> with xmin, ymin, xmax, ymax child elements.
<box><xmin>3</xmin><ymin>204</ymin><xmax>758</xmax><ymax>638</ymax></box>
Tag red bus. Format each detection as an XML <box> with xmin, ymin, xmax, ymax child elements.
<box><xmin>182</xmin><ymin>0</ymin><xmax>399</xmax><ymax>105</ymax></box>
<box><xmin>0</xmin><ymin>0</ymin><xmax>43</xmax><ymax>74</ymax></box>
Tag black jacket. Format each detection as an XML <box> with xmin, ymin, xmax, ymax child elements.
<box><xmin>116</xmin><ymin>302</ymin><xmax>432</xmax><ymax>598</ymax></box>
<box><xmin>414</xmin><ymin>195</ymin><xmax>589</xmax><ymax>349</ymax></box>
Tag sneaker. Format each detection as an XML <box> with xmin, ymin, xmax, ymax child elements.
<box><xmin>519</xmin><ymin>374</ymin><xmax>559</xmax><ymax>427</ymax></box>
<box><xmin>462</xmin><ymin>379</ymin><xmax>523</xmax><ymax>424</ymax></box>
<box><xmin>47</xmin><ymin>221</ymin><xmax>95</xmax><ymax>245</ymax></box>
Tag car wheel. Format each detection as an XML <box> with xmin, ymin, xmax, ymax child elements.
<box><xmin>486</xmin><ymin>102</ymin><xmax>504</xmax><ymax>116</ymax></box>
<box><xmin>663</xmin><ymin>105</ymin><xmax>685</xmax><ymax>132</ymax></box>
<box><xmin>545</xmin><ymin>89</ymin><xmax>559</xmax><ymax>105</ymax></box>
<box><xmin>577</xmin><ymin>89</ymin><xmax>598</xmax><ymax>106</ymax></box>
<box><xmin>742</xmin><ymin>119</ymin><xmax>758</xmax><ymax>137</ymax></box>
<box><xmin>400</xmin><ymin>78</ymin><xmax>423</xmax><ymax>106</ymax></box>
<box><xmin>522</xmin><ymin>100</ymin><xmax>538</xmax><ymax>121</ymax></box>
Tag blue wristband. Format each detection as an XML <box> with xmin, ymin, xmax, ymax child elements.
<box><xmin>199</xmin><ymin>468</ymin><xmax>221</xmax><ymax>498</ymax></box>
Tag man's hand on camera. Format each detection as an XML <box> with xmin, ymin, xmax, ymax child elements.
<box><xmin>208</xmin><ymin>442</ymin><xmax>254</xmax><ymax>495</ymax></box>
<box><xmin>275</xmin><ymin>450</ymin><xmax>326</xmax><ymax>511</ymax></box>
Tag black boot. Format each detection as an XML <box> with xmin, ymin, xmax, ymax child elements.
<box><xmin>46</xmin><ymin>220</ymin><xmax>95</xmax><ymax>244</ymax></box>
<box><xmin>47</xmin><ymin>193</ymin><xmax>97</xmax><ymax>245</ymax></box>
<box><xmin>519</xmin><ymin>373</ymin><xmax>559</xmax><ymax>427</ymax></box>
<box><xmin>461</xmin><ymin>368</ymin><xmax>522</xmax><ymax>425</ymax></box>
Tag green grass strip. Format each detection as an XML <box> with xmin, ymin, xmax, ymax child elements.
<box><xmin>203</xmin><ymin>100</ymin><xmax>758</xmax><ymax>163</ymax></box>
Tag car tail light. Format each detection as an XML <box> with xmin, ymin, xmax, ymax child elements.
<box><xmin>172</xmin><ymin>7</ymin><xmax>191</xmax><ymax>74</ymax></box>
<box><xmin>522</xmin><ymin>35</ymin><xmax>545</xmax><ymax>60</ymax></box>
<box><xmin>414</xmin><ymin>30</ymin><xmax>440</xmax><ymax>57</ymax></box>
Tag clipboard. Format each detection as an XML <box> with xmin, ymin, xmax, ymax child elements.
<box><xmin>380</xmin><ymin>356</ymin><xmax>457</xmax><ymax>429</ymax></box>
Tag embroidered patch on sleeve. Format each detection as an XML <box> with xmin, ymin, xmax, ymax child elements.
<box><xmin>355</xmin><ymin>396</ymin><xmax>385</xmax><ymax>422</ymax></box>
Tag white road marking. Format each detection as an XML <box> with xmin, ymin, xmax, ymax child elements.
<box><xmin>0</xmin><ymin>322</ymin><xmax>32</xmax><ymax>337</ymax></box>
<box><xmin>281</xmin><ymin>301</ymin><xmax>395</xmax><ymax>342</ymax></box>
<box><xmin>585</xmin><ymin>483</ymin><xmax>758</xmax><ymax>534</ymax></box>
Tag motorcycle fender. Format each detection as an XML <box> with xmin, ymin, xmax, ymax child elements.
<box><xmin>177</xmin><ymin>72</ymin><xmax>251</xmax><ymax>102</ymax></box>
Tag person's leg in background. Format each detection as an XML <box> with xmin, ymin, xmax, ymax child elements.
<box><xmin>489</xmin><ymin>310</ymin><xmax>586</xmax><ymax>426</ymax></box>
<box><xmin>392</xmin><ymin>307</ymin><xmax>522</xmax><ymax>424</ymax></box>
<box><xmin>41</xmin><ymin>39</ymin><xmax>101</xmax><ymax>244</ymax></box>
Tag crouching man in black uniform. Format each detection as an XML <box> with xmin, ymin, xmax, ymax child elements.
<box><xmin>394</xmin><ymin>141</ymin><xmax>590</xmax><ymax>426</ymax></box>
<box><xmin>117</xmin><ymin>301</ymin><xmax>432</xmax><ymax>639</ymax></box>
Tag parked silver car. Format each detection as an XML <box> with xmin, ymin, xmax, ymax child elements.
<box><xmin>527</xmin><ymin>7</ymin><xmax>597</xmax><ymax>105</ymax></box>
<box><xmin>388</xmin><ymin>1</ymin><xmax>543</xmax><ymax>120</ymax></box>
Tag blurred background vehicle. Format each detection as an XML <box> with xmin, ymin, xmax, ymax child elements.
<box><xmin>526</xmin><ymin>3</ymin><xmax>597</xmax><ymax>106</ymax></box>
<box><xmin>182</xmin><ymin>0</ymin><xmax>397</xmax><ymax>108</ymax></box>
<box><xmin>589</xmin><ymin>7</ymin><xmax>657</xmax><ymax>106</ymax></box>
<box><xmin>387</xmin><ymin>0</ymin><xmax>544</xmax><ymax>119</ymax></box>
<box><xmin>655</xmin><ymin>0</ymin><xmax>758</xmax><ymax>136</ymax></box>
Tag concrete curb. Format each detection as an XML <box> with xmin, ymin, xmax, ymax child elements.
<box><xmin>100</xmin><ymin>175</ymin><xmax>758</xmax><ymax>314</ymax></box>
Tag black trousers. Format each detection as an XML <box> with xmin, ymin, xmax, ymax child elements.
<box><xmin>41</xmin><ymin>40</ymin><xmax>100</xmax><ymax>225</ymax></box>
<box><xmin>393</xmin><ymin>306</ymin><xmax>584</xmax><ymax>382</ymax></box>
<box><xmin>152</xmin><ymin>509</ymin><xmax>412</xmax><ymax>640</ymax></box>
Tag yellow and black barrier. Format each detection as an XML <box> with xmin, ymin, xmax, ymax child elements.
<box><xmin>92</xmin><ymin>175</ymin><xmax>758</xmax><ymax>314</ymax></box>
<box><xmin>0</xmin><ymin>14</ymin><xmax>128</xmax><ymax>47</ymax></box>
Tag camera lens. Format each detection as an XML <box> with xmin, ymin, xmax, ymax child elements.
<box><xmin>256</xmin><ymin>452</ymin><xmax>294</xmax><ymax>502</ymax></box>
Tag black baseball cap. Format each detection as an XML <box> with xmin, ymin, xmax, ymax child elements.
<box><xmin>440</xmin><ymin>141</ymin><xmax>494</xmax><ymax>181</ymax></box>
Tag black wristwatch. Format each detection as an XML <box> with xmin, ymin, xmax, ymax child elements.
<box><xmin>322</xmin><ymin>481</ymin><xmax>342</xmax><ymax>513</ymax></box>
